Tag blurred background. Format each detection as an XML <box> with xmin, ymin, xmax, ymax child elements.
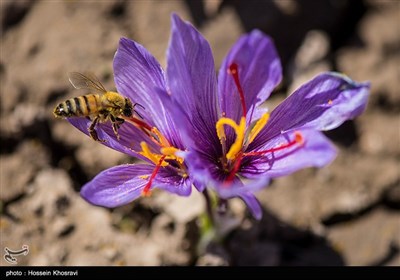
<box><xmin>0</xmin><ymin>0</ymin><xmax>399</xmax><ymax>266</ymax></box>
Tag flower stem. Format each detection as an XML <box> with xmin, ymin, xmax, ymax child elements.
<box><xmin>217</xmin><ymin>198</ymin><xmax>228</xmax><ymax>215</ymax></box>
<box><xmin>202</xmin><ymin>189</ymin><xmax>215</xmax><ymax>227</ymax></box>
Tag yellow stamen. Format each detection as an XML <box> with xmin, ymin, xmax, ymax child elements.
<box><xmin>161</xmin><ymin>146</ymin><xmax>184</xmax><ymax>165</ymax></box>
<box><xmin>216</xmin><ymin>117</ymin><xmax>246</xmax><ymax>161</ymax></box>
<box><xmin>160</xmin><ymin>146</ymin><xmax>179</xmax><ymax>156</ymax></box>
<box><xmin>248</xmin><ymin>112</ymin><xmax>270</xmax><ymax>144</ymax></box>
<box><xmin>139</xmin><ymin>175</ymin><xmax>150</xmax><ymax>180</ymax></box>
<box><xmin>139</xmin><ymin>141</ymin><xmax>168</xmax><ymax>166</ymax></box>
<box><xmin>151</xmin><ymin>127</ymin><xmax>170</xmax><ymax>147</ymax></box>
<box><xmin>216</xmin><ymin>118</ymin><xmax>234</xmax><ymax>141</ymax></box>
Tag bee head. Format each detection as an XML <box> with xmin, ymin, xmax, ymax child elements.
<box><xmin>122</xmin><ymin>98</ymin><xmax>133</xmax><ymax>117</ymax></box>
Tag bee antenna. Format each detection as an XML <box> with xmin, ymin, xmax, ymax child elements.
<box><xmin>134</xmin><ymin>103</ymin><xmax>145</xmax><ymax>110</ymax></box>
<box><xmin>133</xmin><ymin>103</ymin><xmax>145</xmax><ymax>119</ymax></box>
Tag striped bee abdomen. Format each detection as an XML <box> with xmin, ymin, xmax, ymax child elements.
<box><xmin>53</xmin><ymin>94</ymin><xmax>100</xmax><ymax>118</ymax></box>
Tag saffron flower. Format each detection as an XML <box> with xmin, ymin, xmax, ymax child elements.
<box><xmin>67</xmin><ymin>22</ymin><xmax>202</xmax><ymax>207</ymax></box>
<box><xmin>166</xmin><ymin>15</ymin><xmax>370</xmax><ymax>219</ymax></box>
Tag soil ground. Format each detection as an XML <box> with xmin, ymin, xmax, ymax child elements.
<box><xmin>1</xmin><ymin>0</ymin><xmax>399</xmax><ymax>266</ymax></box>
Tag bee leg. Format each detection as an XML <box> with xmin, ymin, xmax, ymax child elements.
<box><xmin>112</xmin><ymin>122</ymin><xmax>121</xmax><ymax>140</ymax></box>
<box><xmin>114</xmin><ymin>117</ymin><xmax>126</xmax><ymax>140</ymax></box>
<box><xmin>109</xmin><ymin>115</ymin><xmax>121</xmax><ymax>140</ymax></box>
<box><xmin>89</xmin><ymin>117</ymin><xmax>106</xmax><ymax>142</ymax></box>
<box><xmin>116</xmin><ymin>117</ymin><xmax>125</xmax><ymax>124</ymax></box>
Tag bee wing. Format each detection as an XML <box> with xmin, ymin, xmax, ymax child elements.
<box><xmin>68</xmin><ymin>72</ymin><xmax>107</xmax><ymax>93</ymax></box>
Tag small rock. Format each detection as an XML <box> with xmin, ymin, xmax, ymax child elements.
<box><xmin>152</xmin><ymin>190</ymin><xmax>205</xmax><ymax>224</ymax></box>
<box><xmin>75</xmin><ymin>140</ymin><xmax>128</xmax><ymax>177</ymax></box>
<box><xmin>336</xmin><ymin>5</ymin><xmax>400</xmax><ymax>108</ymax></box>
<box><xmin>0</xmin><ymin>103</ymin><xmax>47</xmax><ymax>137</ymax></box>
<box><xmin>196</xmin><ymin>253</ymin><xmax>229</xmax><ymax>266</ymax></box>
<box><xmin>1</xmin><ymin>0</ymin><xmax>34</xmax><ymax>32</ymax></box>
<box><xmin>327</xmin><ymin>208</ymin><xmax>400</xmax><ymax>265</ymax></box>
<box><xmin>149</xmin><ymin>213</ymin><xmax>193</xmax><ymax>265</ymax></box>
<box><xmin>127</xmin><ymin>0</ymin><xmax>189</xmax><ymax>68</ymax></box>
<box><xmin>288</xmin><ymin>61</ymin><xmax>331</xmax><ymax>95</ymax></box>
<box><xmin>294</xmin><ymin>30</ymin><xmax>330</xmax><ymax>69</ymax></box>
<box><xmin>197</xmin><ymin>244</ymin><xmax>230</xmax><ymax>266</ymax></box>
<box><xmin>288</xmin><ymin>29</ymin><xmax>331</xmax><ymax>94</ymax></box>
<box><xmin>384</xmin><ymin>185</ymin><xmax>400</xmax><ymax>209</ymax></box>
<box><xmin>201</xmin><ymin>7</ymin><xmax>244</xmax><ymax>68</ymax></box>
<box><xmin>358</xmin><ymin>112</ymin><xmax>400</xmax><ymax>156</ymax></box>
<box><xmin>0</xmin><ymin>140</ymin><xmax>49</xmax><ymax>201</ymax></box>
<box><xmin>258</xmin><ymin>152</ymin><xmax>399</xmax><ymax>228</ymax></box>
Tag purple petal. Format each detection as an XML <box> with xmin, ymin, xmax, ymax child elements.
<box><xmin>218</xmin><ymin>30</ymin><xmax>282</xmax><ymax>127</ymax></box>
<box><xmin>180</xmin><ymin>150</ymin><xmax>209</xmax><ymax>193</ymax></box>
<box><xmin>184</xmin><ymin>150</ymin><xmax>266</xmax><ymax>220</ymax></box>
<box><xmin>81</xmin><ymin>164</ymin><xmax>192</xmax><ymax>208</ymax></box>
<box><xmin>184</xmin><ymin>149</ymin><xmax>269</xmax><ymax>197</ymax></box>
<box><xmin>167</xmin><ymin>14</ymin><xmax>221</xmax><ymax>157</ymax></box>
<box><xmin>216</xmin><ymin>177</ymin><xmax>270</xmax><ymax>198</ymax></box>
<box><xmin>182</xmin><ymin>149</ymin><xmax>224</xmax><ymax>189</ymax></box>
<box><xmin>250</xmin><ymin>72</ymin><xmax>370</xmax><ymax>150</ymax></box>
<box><xmin>80</xmin><ymin>164</ymin><xmax>154</xmax><ymax>207</ymax></box>
<box><xmin>242</xmin><ymin>129</ymin><xmax>337</xmax><ymax>178</ymax></box>
<box><xmin>193</xmin><ymin>179</ymin><xmax>206</xmax><ymax>192</ymax></box>
<box><xmin>184</xmin><ymin>147</ymin><xmax>266</xmax><ymax>219</ymax></box>
<box><xmin>113</xmin><ymin>38</ymin><xmax>169</xmax><ymax>131</ymax></box>
<box><xmin>114</xmin><ymin>38</ymin><xmax>187</xmax><ymax>149</ymax></box>
<box><xmin>238</xmin><ymin>192</ymin><xmax>263</xmax><ymax>220</ymax></box>
<box><xmin>154</xmin><ymin>88</ymin><xmax>187</xmax><ymax>150</ymax></box>
<box><xmin>68</xmin><ymin>117</ymin><xmax>159</xmax><ymax>161</ymax></box>
<box><xmin>155</xmin><ymin>168</ymin><xmax>193</xmax><ymax>196</ymax></box>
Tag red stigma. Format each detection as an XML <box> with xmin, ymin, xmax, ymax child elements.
<box><xmin>244</xmin><ymin>131</ymin><xmax>304</xmax><ymax>156</ymax></box>
<box><xmin>224</xmin><ymin>152</ymin><xmax>243</xmax><ymax>186</ymax></box>
<box><xmin>142</xmin><ymin>155</ymin><xmax>166</xmax><ymax>196</ymax></box>
<box><xmin>228</xmin><ymin>63</ymin><xmax>247</xmax><ymax>118</ymax></box>
<box><xmin>129</xmin><ymin>117</ymin><xmax>152</xmax><ymax>131</ymax></box>
<box><xmin>294</xmin><ymin>131</ymin><xmax>304</xmax><ymax>146</ymax></box>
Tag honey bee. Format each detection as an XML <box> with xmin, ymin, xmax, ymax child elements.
<box><xmin>53</xmin><ymin>72</ymin><xmax>143</xmax><ymax>142</ymax></box>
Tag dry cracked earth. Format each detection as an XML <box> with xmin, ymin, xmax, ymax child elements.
<box><xmin>1</xmin><ymin>0</ymin><xmax>399</xmax><ymax>266</ymax></box>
